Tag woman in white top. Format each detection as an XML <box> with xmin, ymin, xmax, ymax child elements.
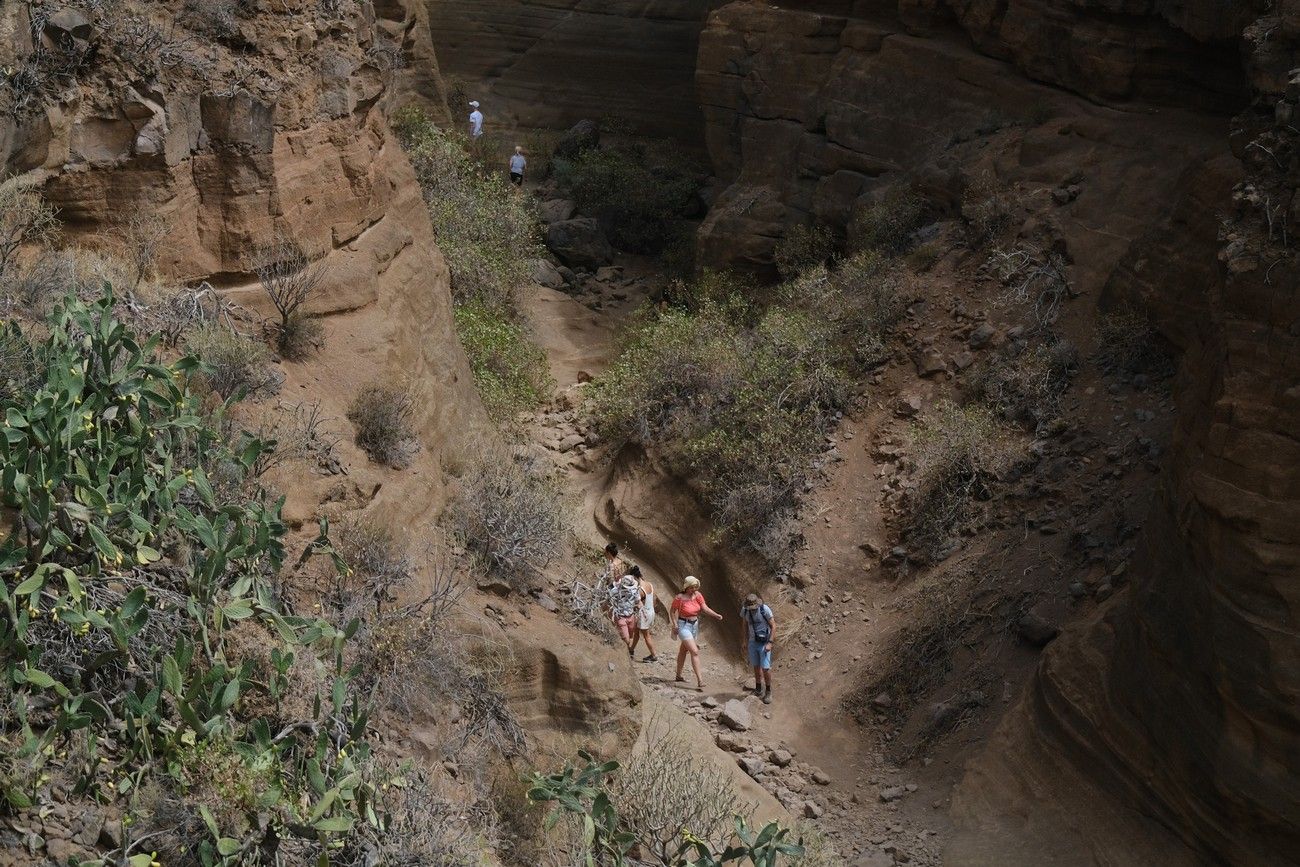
<box><xmin>627</xmin><ymin>565</ymin><xmax>658</xmax><ymax>663</ymax></box>
<box><xmin>509</xmin><ymin>146</ymin><xmax>526</xmax><ymax>187</ymax></box>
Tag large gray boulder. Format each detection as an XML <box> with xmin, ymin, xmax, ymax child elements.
<box><xmin>546</xmin><ymin>218</ymin><xmax>613</xmax><ymax>269</ymax></box>
<box><xmin>554</xmin><ymin>119</ymin><xmax>599</xmax><ymax>160</ymax></box>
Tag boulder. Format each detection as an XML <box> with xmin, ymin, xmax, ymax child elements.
<box><xmin>554</xmin><ymin>119</ymin><xmax>600</xmax><ymax>160</ymax></box>
<box><xmin>532</xmin><ymin>258</ymin><xmax>565</xmax><ymax>289</ymax></box>
<box><xmin>968</xmin><ymin>322</ymin><xmax>997</xmax><ymax>349</ymax></box>
<box><xmin>1015</xmin><ymin>611</ymin><xmax>1060</xmax><ymax>647</ymax></box>
<box><xmin>737</xmin><ymin>755</ymin><xmax>765</xmax><ymax>778</ymax></box>
<box><xmin>539</xmin><ymin>199</ymin><xmax>577</xmax><ymax>224</ymax></box>
<box><xmin>720</xmin><ymin>699</ymin><xmax>752</xmax><ymax>731</ymax></box>
<box><xmin>546</xmin><ymin>218</ymin><xmax>614</xmax><ymax>269</ymax></box>
<box><xmin>769</xmin><ymin>748</ymin><xmax>794</xmax><ymax>767</ymax></box>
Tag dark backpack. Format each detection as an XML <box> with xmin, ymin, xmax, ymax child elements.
<box><xmin>744</xmin><ymin>605</ymin><xmax>772</xmax><ymax>643</ymax></box>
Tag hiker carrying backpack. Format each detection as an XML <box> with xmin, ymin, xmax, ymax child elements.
<box><xmin>740</xmin><ymin>593</ymin><xmax>776</xmax><ymax>704</ymax></box>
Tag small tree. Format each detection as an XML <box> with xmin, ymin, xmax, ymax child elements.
<box><xmin>253</xmin><ymin>235</ymin><xmax>327</xmax><ymax>359</ymax></box>
<box><xmin>0</xmin><ymin>179</ymin><xmax>59</xmax><ymax>284</ymax></box>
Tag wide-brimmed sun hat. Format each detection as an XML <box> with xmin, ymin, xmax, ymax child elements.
<box><xmin>682</xmin><ymin>575</ymin><xmax>700</xmax><ymax>590</ymax></box>
<box><xmin>744</xmin><ymin>593</ymin><xmax>759</xmax><ymax>607</ymax></box>
<box><xmin>619</xmin><ymin>574</ymin><xmax>638</xmax><ymax>590</ymax></box>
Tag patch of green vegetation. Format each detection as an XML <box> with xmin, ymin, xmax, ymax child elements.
<box><xmin>553</xmin><ymin>144</ymin><xmax>702</xmax><ymax>252</ymax></box>
<box><xmin>591</xmin><ymin>253</ymin><xmax>904</xmax><ymax>562</ymax></box>
<box><xmin>454</xmin><ymin>301</ymin><xmax>553</xmax><ymax>423</ymax></box>
<box><xmin>0</xmin><ymin>288</ymin><xmax>477</xmax><ymax>863</ymax></box>
<box><xmin>393</xmin><ymin>106</ymin><xmax>551</xmax><ymax>423</ymax></box>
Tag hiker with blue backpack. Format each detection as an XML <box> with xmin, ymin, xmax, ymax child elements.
<box><xmin>741</xmin><ymin>593</ymin><xmax>776</xmax><ymax>704</ymax></box>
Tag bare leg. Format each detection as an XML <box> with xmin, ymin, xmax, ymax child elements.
<box><xmin>685</xmin><ymin>640</ymin><xmax>703</xmax><ymax>688</ymax></box>
<box><xmin>642</xmin><ymin>629</ymin><xmax>658</xmax><ymax>658</ymax></box>
<box><xmin>675</xmin><ymin>641</ymin><xmax>688</xmax><ymax>680</ymax></box>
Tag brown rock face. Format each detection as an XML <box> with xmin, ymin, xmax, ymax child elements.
<box><xmin>0</xmin><ymin>0</ymin><xmax>489</xmax><ymax>480</ymax></box>
<box><xmin>425</xmin><ymin>0</ymin><xmax>711</xmax><ymax>141</ymax></box>
<box><xmin>694</xmin><ymin>0</ymin><xmax>1248</xmax><ymax>273</ymax></box>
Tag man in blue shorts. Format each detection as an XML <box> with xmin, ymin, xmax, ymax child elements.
<box><xmin>740</xmin><ymin>593</ymin><xmax>776</xmax><ymax>704</ymax></box>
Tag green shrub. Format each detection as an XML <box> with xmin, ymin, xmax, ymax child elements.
<box><xmin>448</xmin><ymin>455</ymin><xmax>567</xmax><ymax>591</ymax></box>
<box><xmin>394</xmin><ymin>106</ymin><xmax>542</xmax><ymax>309</ymax></box>
<box><xmin>347</xmin><ymin>381</ymin><xmax>418</xmax><ymax>468</ymax></box>
<box><xmin>454</xmin><ymin>300</ymin><xmax>552</xmax><ymax>422</ymax></box>
<box><xmin>850</xmin><ymin>187</ymin><xmax>925</xmax><ymax>255</ymax></box>
<box><xmin>553</xmin><ymin>144</ymin><xmax>701</xmax><ymax>252</ymax></box>
<box><xmin>591</xmin><ymin>300</ymin><xmax>849</xmax><ymax>561</ymax></box>
<box><xmin>186</xmin><ymin>323</ymin><xmax>274</xmax><ymax>399</ymax></box>
<box><xmin>0</xmin><ymin>287</ymin><xmax>494</xmax><ymax>864</ymax></box>
<box><xmin>905</xmin><ymin>401</ymin><xmax>1016</xmax><ymax>562</ymax></box>
<box><xmin>774</xmin><ymin>223</ymin><xmax>836</xmax><ymax>279</ymax></box>
<box><xmin>905</xmin><ymin>242</ymin><xmax>942</xmax><ymax>273</ymax></box>
<box><xmin>778</xmin><ymin>250</ymin><xmax>907</xmax><ymax>366</ymax></box>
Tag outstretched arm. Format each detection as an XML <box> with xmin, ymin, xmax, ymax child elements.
<box><xmin>701</xmin><ymin>601</ymin><xmax>724</xmax><ymax>621</ymax></box>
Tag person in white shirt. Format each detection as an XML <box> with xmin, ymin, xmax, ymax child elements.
<box><xmin>508</xmin><ymin>146</ymin><xmax>526</xmax><ymax>187</ymax></box>
<box><xmin>468</xmin><ymin>101</ymin><xmax>484</xmax><ymax>139</ymax></box>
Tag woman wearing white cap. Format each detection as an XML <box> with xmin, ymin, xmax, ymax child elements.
<box><xmin>468</xmin><ymin>101</ymin><xmax>483</xmax><ymax>139</ymax></box>
<box><xmin>669</xmin><ymin>575</ymin><xmax>723</xmax><ymax>691</ymax></box>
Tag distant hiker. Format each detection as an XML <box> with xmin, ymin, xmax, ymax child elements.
<box><xmin>609</xmin><ymin>573</ymin><xmax>641</xmax><ymax>657</ymax></box>
<box><xmin>468</xmin><ymin>101</ymin><xmax>484</xmax><ymax>139</ymax></box>
<box><xmin>509</xmin><ymin>146</ymin><xmax>526</xmax><ymax>187</ymax></box>
<box><xmin>741</xmin><ymin>593</ymin><xmax>776</xmax><ymax>704</ymax></box>
<box><xmin>670</xmin><ymin>575</ymin><xmax>723</xmax><ymax>691</ymax></box>
<box><xmin>628</xmin><ymin>565</ymin><xmax>658</xmax><ymax>663</ymax></box>
<box><xmin>600</xmin><ymin>543</ymin><xmax>626</xmax><ymax>589</ymax></box>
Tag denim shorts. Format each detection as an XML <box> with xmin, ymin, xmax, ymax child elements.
<box><xmin>676</xmin><ymin>619</ymin><xmax>699</xmax><ymax>642</ymax></box>
<box><xmin>747</xmin><ymin>640</ymin><xmax>771</xmax><ymax>669</ymax></box>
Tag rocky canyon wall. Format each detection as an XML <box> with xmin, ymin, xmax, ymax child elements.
<box><xmin>689</xmin><ymin>0</ymin><xmax>1300</xmax><ymax>862</ymax></box>
<box><xmin>0</xmin><ymin>0</ymin><xmax>488</xmax><ymax>478</ymax></box>
<box><xmin>694</xmin><ymin>0</ymin><xmax>1249</xmax><ymax>274</ymax></box>
<box><xmin>424</xmin><ymin>0</ymin><xmax>714</xmax><ymax>142</ymax></box>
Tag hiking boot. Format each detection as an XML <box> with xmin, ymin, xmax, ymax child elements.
<box><xmin>761</xmin><ymin>689</ymin><xmax>772</xmax><ymax>705</ymax></box>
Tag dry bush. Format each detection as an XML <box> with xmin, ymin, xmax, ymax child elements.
<box><xmin>984</xmin><ymin>244</ymin><xmax>1071</xmax><ymax>329</ymax></box>
<box><xmin>448</xmin><ymin>455</ymin><xmax>566</xmax><ymax>591</ymax></box>
<box><xmin>182</xmin><ymin>0</ymin><xmax>251</xmax><ymax>43</ymax></box>
<box><xmin>564</xmin><ymin>568</ymin><xmax>620</xmax><ymax>643</ymax></box>
<box><xmin>774</xmin><ymin>223</ymin><xmax>836</xmax><ymax>279</ymax></box>
<box><xmin>962</xmin><ymin>173</ymin><xmax>1015</xmax><ymax>247</ymax></box>
<box><xmin>792</xmin><ymin>821</ymin><xmax>847</xmax><ymax>867</ymax></box>
<box><xmin>346</xmin><ymin>381</ymin><xmax>418</xmax><ymax>468</ymax></box>
<box><xmin>249</xmin><ymin>400</ymin><xmax>340</xmax><ymax>476</ymax></box>
<box><xmin>850</xmin><ymin>187</ymin><xmax>926</xmax><ymax>255</ymax></box>
<box><xmin>1095</xmin><ymin>307</ymin><xmax>1174</xmax><ymax>380</ymax></box>
<box><xmin>112</xmin><ymin>15</ymin><xmax>209</xmax><ymax>78</ymax></box>
<box><xmin>966</xmin><ymin>337</ymin><xmax>1078</xmax><ymax>429</ymax></box>
<box><xmin>331</xmin><ymin>516</ymin><xmax>415</xmax><ymax>613</ymax></box>
<box><xmin>145</xmin><ymin>282</ymin><xmax>246</xmax><ymax>347</ymax></box>
<box><xmin>848</xmin><ymin>583</ymin><xmax>974</xmax><ymax>723</ymax></box>
<box><xmin>0</xmin><ymin>179</ymin><xmax>59</xmax><ymax>285</ymax></box>
<box><xmin>609</xmin><ymin>724</ymin><xmax>745</xmax><ymax>864</ymax></box>
<box><xmin>372</xmin><ymin>768</ymin><xmax>496</xmax><ymax>866</ymax></box>
<box><xmin>186</xmin><ymin>324</ymin><xmax>276</xmax><ymax>400</ymax></box>
<box><xmin>905</xmin><ymin>242</ymin><xmax>942</xmax><ymax>273</ymax></box>
<box><xmin>119</xmin><ymin>213</ymin><xmax>168</xmax><ymax>292</ymax></box>
<box><xmin>253</xmin><ymin>236</ymin><xmax>327</xmax><ymax>360</ymax></box>
<box><xmin>0</xmin><ymin>325</ymin><xmax>38</xmax><ymax>404</ymax></box>
<box><xmin>905</xmin><ymin>401</ymin><xmax>1016</xmax><ymax>563</ymax></box>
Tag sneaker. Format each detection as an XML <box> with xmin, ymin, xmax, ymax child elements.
<box><xmin>641</xmin><ymin>654</ymin><xmax>658</xmax><ymax>662</ymax></box>
<box><xmin>761</xmin><ymin>690</ymin><xmax>772</xmax><ymax>705</ymax></box>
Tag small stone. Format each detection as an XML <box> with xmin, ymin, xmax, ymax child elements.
<box><xmin>442</xmin><ymin>760</ymin><xmax>459</xmax><ymax>778</ymax></box>
<box><xmin>720</xmin><ymin>699</ymin><xmax>752</xmax><ymax>731</ymax></box>
<box><xmin>914</xmin><ymin>349</ymin><xmax>947</xmax><ymax>377</ymax></box>
<box><xmin>968</xmin><ymin>323</ymin><xmax>996</xmax><ymax>349</ymax></box>
<box><xmin>476</xmin><ymin>576</ymin><xmax>512</xmax><ymax>596</ymax></box>
<box><xmin>738</xmin><ymin>756</ymin><xmax>765</xmax><ymax>777</ymax></box>
<box><xmin>1015</xmin><ymin>611</ymin><xmax>1059</xmax><ymax>647</ymax></box>
<box><xmin>894</xmin><ymin>394</ymin><xmax>923</xmax><ymax>417</ymax></box>
<box><xmin>951</xmin><ymin>350</ymin><xmax>975</xmax><ymax>370</ymax></box>
<box><xmin>879</xmin><ymin>785</ymin><xmax>907</xmax><ymax>802</ymax></box>
<box><xmin>803</xmin><ymin>800</ymin><xmax>824</xmax><ymax>819</ymax></box>
<box><xmin>811</xmin><ymin>769</ymin><xmax>831</xmax><ymax>785</ymax></box>
<box><xmin>769</xmin><ymin>749</ymin><xmax>794</xmax><ymax>767</ymax></box>
<box><xmin>701</xmin><ymin>696</ymin><xmax>719</xmax><ymax>709</ymax></box>
<box><xmin>536</xmin><ymin>592</ymin><xmax>559</xmax><ymax>613</ymax></box>
<box><xmin>870</xmin><ymin>691</ymin><xmax>894</xmax><ymax>710</ymax></box>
